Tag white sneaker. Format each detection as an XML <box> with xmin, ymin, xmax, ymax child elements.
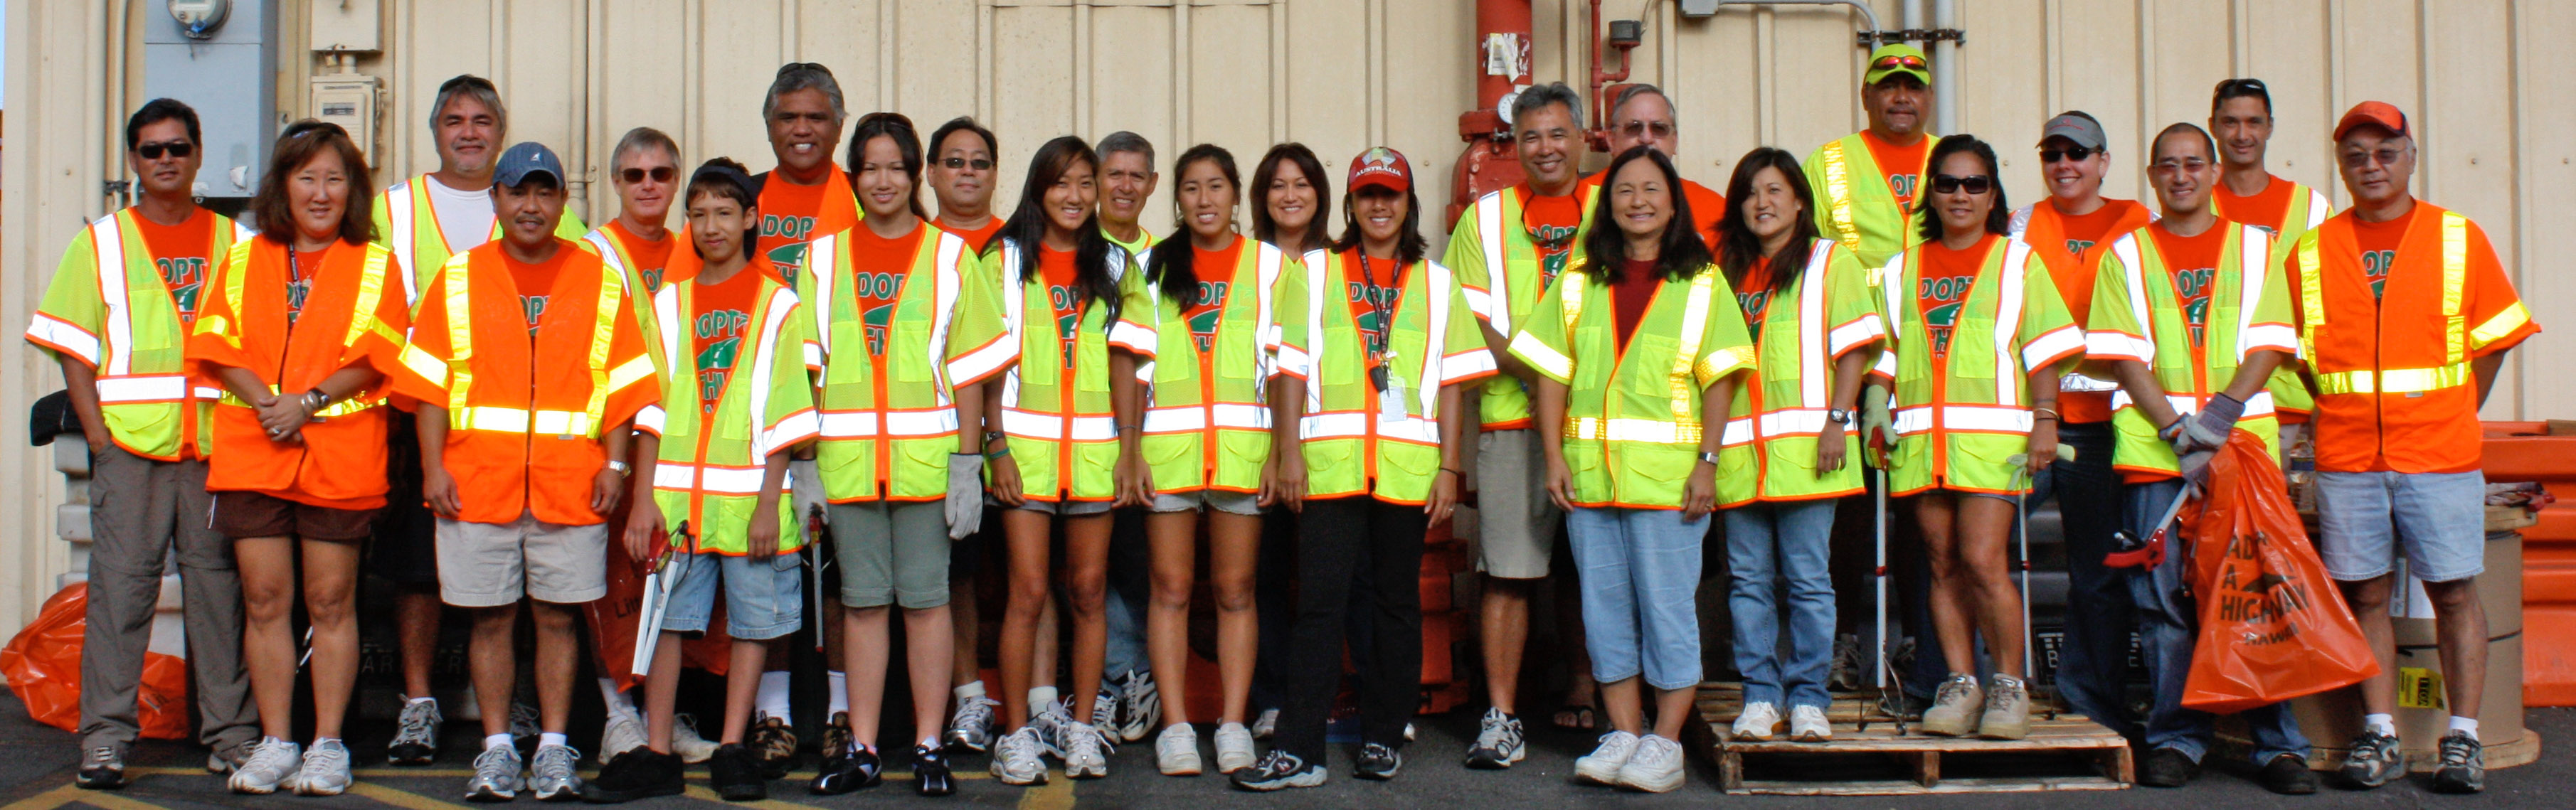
<box><xmin>1062</xmin><ymin>720</ymin><xmax>1110</xmax><ymax>779</ymax></box>
<box><xmin>1614</xmin><ymin>734</ymin><xmax>1686</xmax><ymax>793</ymax></box>
<box><xmin>1251</xmin><ymin>708</ymin><xmax>1280</xmax><ymax>740</ymax></box>
<box><xmin>1120</xmin><ymin>671</ymin><xmax>1162</xmax><ymax>743</ymax></box>
<box><xmin>464</xmin><ymin>744</ymin><xmax>524</xmax><ymax>801</ymax></box>
<box><xmin>1155</xmin><ymin>723</ymin><xmax>1204</xmax><ymax>776</ymax></box>
<box><xmin>1029</xmin><ymin>700</ymin><xmax>1074</xmax><ymax>759</ymax></box>
<box><xmin>599</xmin><ymin>715</ymin><xmax>648</xmax><ymax>764</ymax></box>
<box><xmin>1214</xmin><ymin>722</ymin><xmax>1257</xmax><ymax>774</ymax></box>
<box><xmin>670</xmin><ymin>713</ymin><xmax>719</xmax><ymax>764</ymax></box>
<box><xmin>1732</xmin><ymin>701</ymin><xmax>1782</xmax><ymax>741</ymax></box>
<box><xmin>528</xmin><ymin>744</ymin><xmax>583</xmax><ymax>800</ymax></box>
<box><xmin>1574</xmin><ymin>730</ymin><xmax>1640</xmax><ymax>785</ymax></box>
<box><xmin>990</xmin><ymin>726</ymin><xmax>1049</xmax><ymax>786</ymax></box>
<box><xmin>946</xmin><ymin>695</ymin><xmax>1002</xmax><ymax>752</ymax></box>
<box><xmin>227</xmin><ymin>738</ymin><xmax>300</xmax><ymax>794</ymax></box>
<box><xmin>290</xmin><ymin>739</ymin><xmax>354</xmax><ymax>796</ymax></box>
<box><xmin>1091</xmin><ymin>690</ymin><xmax>1122</xmax><ymax>739</ymax></box>
<box><xmin>1790</xmin><ymin>705</ymin><xmax>1833</xmax><ymax>742</ymax></box>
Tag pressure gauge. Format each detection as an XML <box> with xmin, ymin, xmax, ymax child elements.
<box><xmin>168</xmin><ymin>0</ymin><xmax>230</xmax><ymax>40</ymax></box>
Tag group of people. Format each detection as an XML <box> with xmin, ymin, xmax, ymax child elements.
<box><xmin>33</xmin><ymin>42</ymin><xmax>2532</xmax><ymax>802</ymax></box>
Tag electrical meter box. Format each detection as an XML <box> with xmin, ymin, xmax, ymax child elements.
<box><xmin>145</xmin><ymin>0</ymin><xmax>278</xmax><ymax>201</ymax></box>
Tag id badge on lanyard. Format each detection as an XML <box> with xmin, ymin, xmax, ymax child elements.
<box><xmin>1377</xmin><ymin>351</ymin><xmax>1407</xmax><ymax>422</ymax></box>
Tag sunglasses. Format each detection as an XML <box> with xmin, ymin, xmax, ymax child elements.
<box><xmin>1930</xmin><ymin>174</ymin><xmax>1994</xmax><ymax>195</ymax></box>
<box><xmin>136</xmin><ymin>141</ymin><xmax>194</xmax><ymax>160</ymax></box>
<box><xmin>939</xmin><ymin>156</ymin><xmax>995</xmax><ymax>171</ymax></box>
<box><xmin>1872</xmin><ymin>54</ymin><xmax>1927</xmax><ymax>71</ymax></box>
<box><xmin>1618</xmin><ymin>120</ymin><xmax>1675</xmax><ymax>139</ymax></box>
<box><xmin>2040</xmin><ymin>146</ymin><xmax>2099</xmax><ymax>163</ymax></box>
<box><xmin>619</xmin><ymin>166</ymin><xmax>677</xmax><ymax>183</ymax></box>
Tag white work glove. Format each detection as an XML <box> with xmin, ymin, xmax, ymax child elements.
<box><xmin>945</xmin><ymin>453</ymin><xmax>986</xmax><ymax>539</ymax></box>
<box><xmin>788</xmin><ymin>458</ymin><xmax>829</xmax><ymax>543</ymax></box>
<box><xmin>1860</xmin><ymin>385</ymin><xmax>1896</xmax><ymax>462</ymax></box>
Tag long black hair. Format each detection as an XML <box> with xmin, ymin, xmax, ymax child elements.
<box><xmin>1714</xmin><ymin>146</ymin><xmax>1820</xmax><ymax>293</ymax></box>
<box><xmin>993</xmin><ymin>136</ymin><xmax>1118</xmax><ymax>317</ymax></box>
<box><xmin>687</xmin><ymin>156</ymin><xmax>762</xmax><ymax>252</ymax></box>
<box><xmin>845</xmin><ymin>112</ymin><xmax>928</xmax><ymax>221</ymax></box>
<box><xmin>1145</xmin><ymin>143</ymin><xmax>1239</xmax><ymax>307</ymax></box>
<box><xmin>1250</xmin><ymin>143</ymin><xmax>1332</xmax><ymax>254</ymax></box>
<box><xmin>1333</xmin><ymin>186</ymin><xmax>1427</xmax><ymax>266</ymax></box>
<box><xmin>1914</xmin><ymin>134</ymin><xmax>2013</xmax><ymax>243</ymax></box>
<box><xmin>1577</xmin><ymin>146</ymin><xmax>1712</xmax><ymax>284</ymax></box>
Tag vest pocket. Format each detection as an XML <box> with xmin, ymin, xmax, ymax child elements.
<box><xmin>1953</xmin><ymin>318</ymin><xmax>1997</xmax><ymax>379</ymax></box>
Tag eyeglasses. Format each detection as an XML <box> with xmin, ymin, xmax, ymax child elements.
<box><xmin>939</xmin><ymin>156</ymin><xmax>995</xmax><ymax>171</ymax></box>
<box><xmin>2340</xmin><ymin>145</ymin><xmax>2410</xmax><ymax>169</ymax></box>
<box><xmin>136</xmin><ymin>141</ymin><xmax>194</xmax><ymax>160</ymax></box>
<box><xmin>1872</xmin><ymin>54</ymin><xmax>1927</xmax><ymax>71</ymax></box>
<box><xmin>1617</xmin><ymin>120</ymin><xmax>1675</xmax><ymax>139</ymax></box>
<box><xmin>1929</xmin><ymin>174</ymin><xmax>1993</xmax><ymax>195</ymax></box>
<box><xmin>2151</xmin><ymin>157</ymin><xmax>2211</xmax><ymax>172</ymax></box>
<box><xmin>2040</xmin><ymin>146</ymin><xmax>2099</xmax><ymax>163</ymax></box>
<box><xmin>619</xmin><ymin>166</ymin><xmax>677</xmax><ymax>183</ymax></box>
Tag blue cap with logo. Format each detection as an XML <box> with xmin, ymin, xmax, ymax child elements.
<box><xmin>492</xmin><ymin>142</ymin><xmax>566</xmax><ymax>188</ymax></box>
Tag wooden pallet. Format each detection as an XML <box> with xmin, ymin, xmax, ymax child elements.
<box><xmin>1693</xmin><ymin>683</ymin><xmax>2133</xmax><ymax>795</ymax></box>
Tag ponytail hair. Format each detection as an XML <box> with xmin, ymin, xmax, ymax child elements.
<box><xmin>1145</xmin><ymin>143</ymin><xmax>1240</xmax><ymax>307</ymax></box>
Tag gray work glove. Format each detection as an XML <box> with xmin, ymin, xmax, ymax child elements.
<box><xmin>946</xmin><ymin>453</ymin><xmax>986</xmax><ymax>539</ymax></box>
<box><xmin>2176</xmin><ymin>393</ymin><xmax>2244</xmax><ymax>454</ymax></box>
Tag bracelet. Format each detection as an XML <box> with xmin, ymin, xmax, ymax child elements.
<box><xmin>1117</xmin><ymin>424</ymin><xmax>1140</xmax><ymax>434</ymax></box>
<box><xmin>1438</xmin><ymin>467</ymin><xmax>1463</xmax><ymax>477</ymax></box>
<box><xmin>2031</xmin><ymin>407</ymin><xmax>2060</xmax><ymax>421</ymax></box>
<box><xmin>983</xmin><ymin>446</ymin><xmax>1012</xmax><ymax>461</ymax></box>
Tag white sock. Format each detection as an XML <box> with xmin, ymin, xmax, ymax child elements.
<box><xmin>313</xmin><ymin>736</ymin><xmax>341</xmax><ymax>748</ymax></box>
<box><xmin>599</xmin><ymin>678</ymin><xmax>641</xmax><ymax>724</ymax></box>
<box><xmin>2449</xmin><ymin>716</ymin><xmax>2480</xmax><ymax>740</ymax></box>
<box><xmin>407</xmin><ymin>695</ymin><xmax>437</xmax><ymax>706</ymax></box>
<box><xmin>1029</xmin><ymin>686</ymin><xmax>1059</xmax><ymax>711</ymax></box>
<box><xmin>539</xmin><ymin>732</ymin><xmax>568</xmax><ymax>749</ymax></box>
<box><xmin>756</xmin><ymin>671</ymin><xmax>793</xmax><ymax>722</ymax></box>
<box><xmin>265</xmin><ymin>735</ymin><xmax>291</xmax><ymax>747</ymax></box>
<box><xmin>954</xmin><ymin>679</ymin><xmax>987</xmax><ymax>701</ymax></box>
<box><xmin>2365</xmin><ymin>713</ymin><xmax>2397</xmax><ymax>737</ymax></box>
<box><xmin>827</xmin><ymin>671</ymin><xmax>850</xmax><ymax>716</ymax></box>
<box><xmin>484</xmin><ymin>733</ymin><xmax>513</xmax><ymax>751</ymax></box>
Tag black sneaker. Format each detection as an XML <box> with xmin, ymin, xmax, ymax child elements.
<box><xmin>912</xmin><ymin>744</ymin><xmax>955</xmax><ymax>797</ymax></box>
<box><xmin>709</xmin><ymin>742</ymin><xmax>768</xmax><ymax>801</ymax></box>
<box><xmin>2432</xmin><ymin>731</ymin><xmax>2484</xmax><ymax>794</ymax></box>
<box><xmin>2258</xmin><ymin>753</ymin><xmax>2318</xmax><ymax>795</ymax></box>
<box><xmin>1355</xmin><ymin>742</ymin><xmax>1402</xmax><ymax>781</ymax></box>
<box><xmin>75</xmin><ymin>745</ymin><xmax>124</xmax><ymax>790</ymax></box>
<box><xmin>1229</xmin><ymin>750</ymin><xmax>1326</xmax><ymax>792</ymax></box>
<box><xmin>809</xmin><ymin>746</ymin><xmax>882</xmax><ymax>795</ymax></box>
<box><xmin>580</xmin><ymin>747</ymin><xmax>684</xmax><ymax>804</ymax></box>
<box><xmin>2136</xmin><ymin>746</ymin><xmax>2199</xmax><ymax>788</ymax></box>
<box><xmin>2337</xmin><ymin>730</ymin><xmax>2403</xmax><ymax>789</ymax></box>
<box><xmin>747</xmin><ymin>718</ymin><xmax>796</xmax><ymax>780</ymax></box>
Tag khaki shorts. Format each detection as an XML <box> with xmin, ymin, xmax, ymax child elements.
<box><xmin>1475</xmin><ymin>428</ymin><xmax>1560</xmax><ymax>579</ymax></box>
<box><xmin>435</xmin><ymin>512</ymin><xmax>609</xmax><ymax>607</ymax></box>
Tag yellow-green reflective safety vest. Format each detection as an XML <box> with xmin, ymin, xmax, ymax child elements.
<box><xmin>581</xmin><ymin>228</ymin><xmax>672</xmax><ymax>382</ymax></box>
<box><xmin>1507</xmin><ymin>262</ymin><xmax>1756</xmax><ymax>509</ymax></box>
<box><xmin>1870</xmin><ymin>238</ymin><xmax>2085</xmax><ymax>496</ymax></box>
<box><xmin>1447</xmin><ymin>187</ymin><xmax>1597</xmax><ymax>430</ymax></box>
<box><xmin>1805</xmin><ymin>132</ymin><xmax>1938</xmax><ymax>269</ymax></box>
<box><xmin>640</xmin><ymin>276</ymin><xmax>819</xmax><ymax>554</ymax></box>
<box><xmin>2213</xmin><ymin>180</ymin><xmax>2333</xmax><ymax>422</ymax></box>
<box><xmin>1114</xmin><ymin>237</ymin><xmax>1289</xmax><ymax>494</ymax></box>
<box><xmin>796</xmin><ymin>225</ymin><xmax>1014</xmax><ymax>503</ymax></box>
<box><xmin>27</xmin><ymin>209</ymin><xmax>249</xmax><ymax>460</ymax></box>
<box><xmin>376</xmin><ymin>174</ymin><xmax>588</xmax><ymax>303</ymax></box>
<box><xmin>989</xmin><ymin>239</ymin><xmax>1137</xmax><ymax>503</ymax></box>
<box><xmin>2087</xmin><ymin>223</ymin><xmax>2299</xmax><ymax>479</ymax></box>
<box><xmin>1715</xmin><ymin>240</ymin><xmax>1885</xmax><ymax>506</ymax></box>
<box><xmin>1278</xmin><ymin>249</ymin><xmax>1498</xmax><ymax>504</ymax></box>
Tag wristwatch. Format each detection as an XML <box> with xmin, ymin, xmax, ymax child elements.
<box><xmin>302</xmin><ymin>388</ymin><xmax>331</xmax><ymax>413</ymax></box>
<box><xmin>605</xmin><ymin>460</ymin><xmax>632</xmax><ymax>476</ymax></box>
<box><xmin>1697</xmin><ymin>451</ymin><xmax>1722</xmax><ymax>467</ymax></box>
<box><xmin>1827</xmin><ymin>408</ymin><xmax>1853</xmax><ymax>427</ymax></box>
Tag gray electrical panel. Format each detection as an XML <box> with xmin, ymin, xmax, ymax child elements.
<box><xmin>144</xmin><ymin>0</ymin><xmax>278</xmax><ymax>203</ymax></box>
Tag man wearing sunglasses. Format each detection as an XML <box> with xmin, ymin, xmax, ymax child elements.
<box><xmin>2291</xmin><ymin>102</ymin><xmax>2537</xmax><ymax>795</ymax></box>
<box><xmin>927</xmin><ymin>117</ymin><xmax>1004</xmax><ymax>250</ymax></box>
<box><xmin>1579</xmin><ymin>83</ymin><xmax>1724</xmax><ymax>249</ymax></box>
<box><xmin>371</xmin><ymin>75</ymin><xmax>591</xmax><ymax>769</ymax></box>
<box><xmin>1803</xmin><ymin>43</ymin><xmax>1939</xmax><ymax>268</ymax></box>
<box><xmin>2207</xmin><ymin>78</ymin><xmax>2334</xmax><ymax>454</ymax></box>
<box><xmin>2007</xmin><ymin>110</ymin><xmax>2154</xmax><ymax>740</ymax></box>
<box><xmin>32</xmin><ymin>98</ymin><xmax>260</xmax><ymax>789</ymax></box>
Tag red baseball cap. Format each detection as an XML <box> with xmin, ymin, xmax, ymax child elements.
<box><xmin>2333</xmin><ymin>101</ymin><xmax>2411</xmax><ymax>142</ymax></box>
<box><xmin>1347</xmin><ymin>146</ymin><xmax>1411</xmax><ymax>195</ymax></box>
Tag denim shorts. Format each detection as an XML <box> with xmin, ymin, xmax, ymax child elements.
<box><xmin>1150</xmin><ymin>489</ymin><xmax>1262</xmax><ymax>516</ymax></box>
<box><xmin>659</xmin><ymin>550</ymin><xmax>805</xmax><ymax>640</ymax></box>
<box><xmin>2315</xmin><ymin>469</ymin><xmax>2486</xmax><ymax>583</ymax></box>
<box><xmin>999</xmin><ymin>496</ymin><xmax>1115</xmax><ymax>516</ymax></box>
<box><xmin>1566</xmin><ymin>506</ymin><xmax>1710</xmax><ymax>691</ymax></box>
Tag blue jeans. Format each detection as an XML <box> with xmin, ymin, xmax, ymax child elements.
<box><xmin>1726</xmin><ymin>499</ymin><xmax>1838</xmax><ymax>710</ymax></box>
<box><xmin>2124</xmin><ymin>479</ymin><xmax>2309</xmax><ymax>764</ymax></box>
<box><xmin>2031</xmin><ymin>421</ymin><xmax>2134</xmax><ymax>735</ymax></box>
<box><xmin>1567</xmin><ymin>506</ymin><xmax>1708</xmax><ymax>691</ymax></box>
<box><xmin>1104</xmin><ymin>579</ymin><xmax>1149</xmax><ymax>676</ymax></box>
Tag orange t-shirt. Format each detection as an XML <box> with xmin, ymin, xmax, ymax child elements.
<box><xmin>1861</xmin><ymin>129</ymin><xmax>1933</xmax><ymax>217</ymax></box>
<box><xmin>604</xmin><ymin>218</ymin><xmax>682</xmax><ymax>293</ymax></box>
<box><xmin>1182</xmin><ymin>238</ymin><xmax>1246</xmax><ymax>354</ymax></box>
<box><xmin>132</xmin><ymin>208</ymin><xmax>218</xmax><ymax>324</ymax></box>
<box><xmin>847</xmin><ymin>224</ymin><xmax>925</xmax><ymax>358</ymax></box>
<box><xmin>504</xmin><ymin>245</ymin><xmax>571</xmax><ymax>334</ymax></box>
<box><xmin>1915</xmin><ymin>235</ymin><xmax>1994</xmax><ymax>358</ymax></box>
<box><xmin>2055</xmin><ymin>201</ymin><xmax>2136</xmax><ymax>259</ymax></box>
<box><xmin>2213</xmin><ymin>175</ymin><xmax>2296</xmax><ymax>236</ymax></box>
<box><xmin>1734</xmin><ymin>257</ymin><xmax>1777</xmax><ymax>341</ymax></box>
<box><xmin>2146</xmin><ymin>222</ymin><xmax>2228</xmax><ymax>353</ymax></box>
<box><xmin>689</xmin><ymin>269</ymin><xmax>761</xmax><ymax>415</ymax></box>
<box><xmin>2351</xmin><ymin>207</ymin><xmax>2414</xmax><ymax>300</ymax></box>
<box><xmin>945</xmin><ymin>218</ymin><xmax>1005</xmax><ymax>256</ymax></box>
<box><xmin>755</xmin><ymin>176</ymin><xmax>831</xmax><ymax>285</ymax></box>
<box><xmin>1343</xmin><ymin>250</ymin><xmax>1406</xmax><ymax>358</ymax></box>
<box><xmin>1039</xmin><ymin>246</ymin><xmax>1084</xmax><ymax>368</ymax></box>
<box><xmin>1517</xmin><ymin>186</ymin><xmax>1585</xmax><ymax>291</ymax></box>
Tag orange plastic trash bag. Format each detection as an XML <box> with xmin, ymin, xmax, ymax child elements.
<box><xmin>1</xmin><ymin>583</ymin><xmax>192</xmax><ymax>739</ymax></box>
<box><xmin>2180</xmin><ymin>429</ymin><xmax>2380</xmax><ymax>714</ymax></box>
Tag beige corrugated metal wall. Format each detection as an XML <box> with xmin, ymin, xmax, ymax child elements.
<box><xmin>3</xmin><ymin>0</ymin><xmax>2567</xmax><ymax>632</ymax></box>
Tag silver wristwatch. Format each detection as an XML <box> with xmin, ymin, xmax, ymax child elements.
<box><xmin>1697</xmin><ymin>451</ymin><xmax>1722</xmax><ymax>467</ymax></box>
<box><xmin>605</xmin><ymin>460</ymin><xmax>632</xmax><ymax>476</ymax></box>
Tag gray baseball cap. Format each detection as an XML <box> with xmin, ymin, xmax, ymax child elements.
<box><xmin>2037</xmin><ymin>112</ymin><xmax>2107</xmax><ymax>151</ymax></box>
<box><xmin>492</xmin><ymin>142</ymin><xmax>565</xmax><ymax>188</ymax></box>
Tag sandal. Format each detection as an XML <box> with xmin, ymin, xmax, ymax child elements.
<box><xmin>1552</xmin><ymin>703</ymin><xmax>1596</xmax><ymax>731</ymax></box>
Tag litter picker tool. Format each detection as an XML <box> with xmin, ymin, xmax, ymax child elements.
<box><xmin>805</xmin><ymin>503</ymin><xmax>831</xmax><ymax>651</ymax></box>
<box><xmin>629</xmin><ymin>521</ymin><xmax>691</xmax><ymax>677</ymax></box>
<box><xmin>2008</xmin><ymin>444</ymin><xmax>2077</xmax><ymax>702</ymax></box>
<box><xmin>2106</xmin><ymin>481</ymin><xmax>2195</xmax><ymax>570</ymax></box>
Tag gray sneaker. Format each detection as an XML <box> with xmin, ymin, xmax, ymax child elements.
<box><xmin>1828</xmin><ymin>633</ymin><xmax>1864</xmax><ymax>692</ymax></box>
<box><xmin>1029</xmin><ymin>700</ymin><xmax>1074</xmax><ymax>759</ymax></box>
<box><xmin>390</xmin><ymin>698</ymin><xmax>442</xmax><ymax>765</ymax></box>
<box><xmin>1063</xmin><ymin>720</ymin><xmax>1110</xmax><ymax>779</ymax></box>
<box><xmin>529</xmin><ymin>744</ymin><xmax>584</xmax><ymax>801</ymax></box>
<box><xmin>227</xmin><ymin>738</ymin><xmax>301</xmax><ymax>794</ymax></box>
<box><xmin>1977</xmin><ymin>676</ymin><xmax>2031</xmax><ymax>740</ymax></box>
<box><xmin>290</xmin><ymin>739</ymin><xmax>354</xmax><ymax>796</ymax></box>
<box><xmin>990</xmin><ymin>726</ymin><xmax>1049</xmax><ymax>786</ymax></box>
<box><xmin>946</xmin><ymin>695</ymin><xmax>1001</xmax><ymax>752</ymax></box>
<box><xmin>2338</xmin><ymin>730</ymin><xmax>2404</xmax><ymax>789</ymax></box>
<box><xmin>76</xmin><ymin>743</ymin><xmax>125</xmax><ymax>789</ymax></box>
<box><xmin>465</xmin><ymin>744</ymin><xmax>526</xmax><ymax>801</ymax></box>
<box><xmin>2433</xmin><ymin>731</ymin><xmax>2484</xmax><ymax>794</ymax></box>
<box><xmin>206</xmin><ymin>737</ymin><xmax>258</xmax><ymax>774</ymax></box>
<box><xmin>1917</xmin><ymin>674</ymin><xmax>1984</xmax><ymax>737</ymax></box>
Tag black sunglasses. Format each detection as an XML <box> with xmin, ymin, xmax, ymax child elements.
<box><xmin>2041</xmin><ymin>146</ymin><xmax>2099</xmax><ymax>163</ymax></box>
<box><xmin>1930</xmin><ymin>174</ymin><xmax>1994</xmax><ymax>195</ymax></box>
<box><xmin>619</xmin><ymin>166</ymin><xmax>677</xmax><ymax>183</ymax></box>
<box><xmin>136</xmin><ymin>141</ymin><xmax>194</xmax><ymax>160</ymax></box>
<box><xmin>939</xmin><ymin>157</ymin><xmax>995</xmax><ymax>171</ymax></box>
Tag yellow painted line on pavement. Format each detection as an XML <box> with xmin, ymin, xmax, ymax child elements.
<box><xmin>0</xmin><ymin>785</ymin><xmax>80</xmax><ymax>810</ymax></box>
<box><xmin>1017</xmin><ymin>770</ymin><xmax>1076</xmax><ymax>810</ymax></box>
<box><xmin>681</xmin><ymin>784</ymin><xmax>831</xmax><ymax>809</ymax></box>
<box><xmin>344</xmin><ymin>781</ymin><xmax>476</xmax><ymax>809</ymax></box>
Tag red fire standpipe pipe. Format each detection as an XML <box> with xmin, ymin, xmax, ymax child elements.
<box><xmin>1449</xmin><ymin>0</ymin><xmax>1534</xmax><ymax>228</ymax></box>
<box><xmin>1586</xmin><ymin>0</ymin><xmax>1640</xmax><ymax>154</ymax></box>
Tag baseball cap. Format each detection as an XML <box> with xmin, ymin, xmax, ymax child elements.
<box><xmin>1347</xmin><ymin>146</ymin><xmax>1411</xmax><ymax>195</ymax></box>
<box><xmin>492</xmin><ymin>142</ymin><xmax>565</xmax><ymax>188</ymax></box>
<box><xmin>2333</xmin><ymin>101</ymin><xmax>2410</xmax><ymax>142</ymax></box>
<box><xmin>1863</xmin><ymin>44</ymin><xmax>1931</xmax><ymax>87</ymax></box>
<box><xmin>2037</xmin><ymin>112</ymin><xmax>2107</xmax><ymax>151</ymax></box>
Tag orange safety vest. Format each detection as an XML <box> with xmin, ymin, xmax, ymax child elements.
<box><xmin>2014</xmin><ymin>199</ymin><xmax>2155</xmax><ymax>424</ymax></box>
<box><xmin>388</xmin><ymin>241</ymin><xmax>660</xmax><ymax>526</ymax></box>
<box><xmin>185</xmin><ymin>238</ymin><xmax>410</xmax><ymax>508</ymax></box>
<box><xmin>2289</xmin><ymin>203</ymin><xmax>2538</xmax><ymax>474</ymax></box>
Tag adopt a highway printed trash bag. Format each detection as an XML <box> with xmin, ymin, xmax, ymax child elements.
<box><xmin>2181</xmin><ymin>429</ymin><xmax>2379</xmax><ymax>714</ymax></box>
